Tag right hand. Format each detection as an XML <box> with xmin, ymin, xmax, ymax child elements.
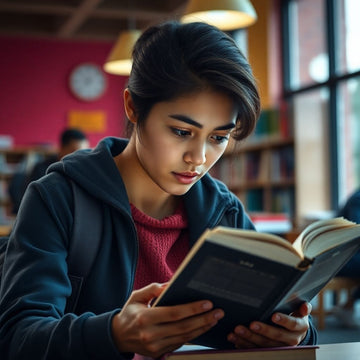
<box><xmin>111</xmin><ymin>283</ymin><xmax>224</xmax><ymax>358</ymax></box>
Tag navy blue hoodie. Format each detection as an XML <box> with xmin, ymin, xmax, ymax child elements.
<box><xmin>0</xmin><ymin>137</ymin><xmax>317</xmax><ymax>359</ymax></box>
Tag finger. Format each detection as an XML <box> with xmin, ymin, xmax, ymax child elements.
<box><xmin>146</xmin><ymin>305</ymin><xmax>224</xmax><ymax>340</ymax></box>
<box><xmin>230</xmin><ymin>325</ymin><xmax>285</xmax><ymax>348</ymax></box>
<box><xmin>272</xmin><ymin>313</ymin><xmax>309</xmax><ymax>345</ymax></box>
<box><xmin>250</xmin><ymin>321</ymin><xmax>302</xmax><ymax>346</ymax></box>
<box><xmin>272</xmin><ymin>312</ymin><xmax>309</xmax><ymax>333</ymax></box>
<box><xmin>228</xmin><ymin>331</ymin><xmax>260</xmax><ymax>349</ymax></box>
<box><xmin>131</xmin><ymin>308</ymin><xmax>225</xmax><ymax>357</ymax></box>
<box><xmin>152</xmin><ymin>313</ymin><xmax>222</xmax><ymax>353</ymax></box>
<box><xmin>299</xmin><ymin>302</ymin><xmax>312</xmax><ymax>316</ymax></box>
<box><xmin>130</xmin><ymin>283</ymin><xmax>168</xmax><ymax>304</ymax></box>
<box><xmin>290</xmin><ymin>302</ymin><xmax>312</xmax><ymax>317</ymax></box>
<box><xmin>164</xmin><ymin>307</ymin><xmax>224</xmax><ymax>334</ymax></box>
<box><xmin>149</xmin><ymin>300</ymin><xmax>219</xmax><ymax>323</ymax></box>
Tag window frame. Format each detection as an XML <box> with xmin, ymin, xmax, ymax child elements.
<box><xmin>280</xmin><ymin>0</ymin><xmax>360</xmax><ymax>210</ymax></box>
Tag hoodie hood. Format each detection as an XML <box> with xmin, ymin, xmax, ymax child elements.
<box><xmin>184</xmin><ymin>171</ymin><xmax>243</xmax><ymax>243</ymax></box>
<box><xmin>47</xmin><ymin>137</ymin><xmax>130</xmax><ymax>211</ymax></box>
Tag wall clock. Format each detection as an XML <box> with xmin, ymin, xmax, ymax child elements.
<box><xmin>69</xmin><ymin>63</ymin><xmax>107</xmax><ymax>101</ymax></box>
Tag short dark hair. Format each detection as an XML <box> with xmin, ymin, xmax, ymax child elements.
<box><xmin>60</xmin><ymin>128</ymin><xmax>87</xmax><ymax>146</ymax></box>
<box><xmin>127</xmin><ymin>21</ymin><xmax>260</xmax><ymax>141</ymax></box>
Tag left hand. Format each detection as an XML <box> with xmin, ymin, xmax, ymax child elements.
<box><xmin>227</xmin><ymin>302</ymin><xmax>312</xmax><ymax>349</ymax></box>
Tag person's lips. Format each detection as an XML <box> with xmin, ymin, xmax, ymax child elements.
<box><xmin>173</xmin><ymin>171</ymin><xmax>200</xmax><ymax>184</ymax></box>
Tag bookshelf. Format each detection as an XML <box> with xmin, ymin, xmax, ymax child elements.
<box><xmin>0</xmin><ymin>147</ymin><xmax>56</xmax><ymax>225</ymax></box>
<box><xmin>211</xmin><ymin>108</ymin><xmax>296</xmax><ymax>226</ymax></box>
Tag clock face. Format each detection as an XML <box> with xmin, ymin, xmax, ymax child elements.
<box><xmin>69</xmin><ymin>63</ymin><xmax>107</xmax><ymax>101</ymax></box>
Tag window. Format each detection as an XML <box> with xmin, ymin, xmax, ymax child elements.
<box><xmin>287</xmin><ymin>0</ymin><xmax>328</xmax><ymax>88</ymax></box>
<box><xmin>282</xmin><ymin>0</ymin><xmax>360</xmax><ymax>223</ymax></box>
<box><xmin>337</xmin><ymin>77</ymin><xmax>360</xmax><ymax>202</ymax></box>
<box><xmin>336</xmin><ymin>0</ymin><xmax>360</xmax><ymax>75</ymax></box>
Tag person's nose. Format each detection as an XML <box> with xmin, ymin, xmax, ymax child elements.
<box><xmin>183</xmin><ymin>140</ymin><xmax>207</xmax><ymax>166</ymax></box>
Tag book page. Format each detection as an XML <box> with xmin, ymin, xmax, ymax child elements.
<box><xmin>302</xmin><ymin>226</ymin><xmax>360</xmax><ymax>258</ymax></box>
<box><xmin>292</xmin><ymin>217</ymin><xmax>359</xmax><ymax>257</ymax></box>
<box><xmin>207</xmin><ymin>228</ymin><xmax>302</xmax><ymax>265</ymax></box>
<box><xmin>212</xmin><ymin>227</ymin><xmax>300</xmax><ymax>253</ymax></box>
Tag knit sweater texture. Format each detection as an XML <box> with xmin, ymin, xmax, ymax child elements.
<box><xmin>131</xmin><ymin>202</ymin><xmax>189</xmax><ymax>290</ymax></box>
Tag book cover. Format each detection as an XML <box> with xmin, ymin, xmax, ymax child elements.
<box><xmin>163</xmin><ymin>345</ymin><xmax>318</xmax><ymax>360</ymax></box>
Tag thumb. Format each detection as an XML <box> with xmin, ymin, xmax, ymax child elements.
<box><xmin>130</xmin><ymin>282</ymin><xmax>168</xmax><ymax>305</ymax></box>
<box><xmin>292</xmin><ymin>302</ymin><xmax>312</xmax><ymax>318</ymax></box>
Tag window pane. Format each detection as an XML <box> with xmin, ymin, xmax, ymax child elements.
<box><xmin>293</xmin><ymin>88</ymin><xmax>330</xmax><ymax>226</ymax></box>
<box><xmin>288</xmin><ymin>0</ymin><xmax>328</xmax><ymax>89</ymax></box>
<box><xmin>336</xmin><ymin>0</ymin><xmax>360</xmax><ymax>74</ymax></box>
<box><xmin>337</xmin><ymin>77</ymin><xmax>360</xmax><ymax>205</ymax></box>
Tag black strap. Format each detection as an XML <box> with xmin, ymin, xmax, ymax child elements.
<box><xmin>65</xmin><ymin>181</ymin><xmax>102</xmax><ymax>312</ymax></box>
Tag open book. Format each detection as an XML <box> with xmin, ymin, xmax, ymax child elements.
<box><xmin>153</xmin><ymin>217</ymin><xmax>360</xmax><ymax>349</ymax></box>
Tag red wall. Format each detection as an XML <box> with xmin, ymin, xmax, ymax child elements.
<box><xmin>0</xmin><ymin>36</ymin><xmax>128</xmax><ymax>148</ymax></box>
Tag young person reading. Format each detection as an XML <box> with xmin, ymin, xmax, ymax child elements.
<box><xmin>0</xmin><ymin>21</ymin><xmax>317</xmax><ymax>360</ymax></box>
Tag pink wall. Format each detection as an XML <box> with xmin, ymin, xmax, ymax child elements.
<box><xmin>0</xmin><ymin>36</ymin><xmax>128</xmax><ymax>148</ymax></box>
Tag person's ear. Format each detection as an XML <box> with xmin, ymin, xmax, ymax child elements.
<box><xmin>123</xmin><ymin>88</ymin><xmax>137</xmax><ymax>125</ymax></box>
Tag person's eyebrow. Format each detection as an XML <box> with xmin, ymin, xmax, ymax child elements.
<box><xmin>169</xmin><ymin>114</ymin><xmax>236</xmax><ymax>131</ymax></box>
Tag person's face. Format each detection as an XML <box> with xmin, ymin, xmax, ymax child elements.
<box><xmin>126</xmin><ymin>90</ymin><xmax>237</xmax><ymax>196</ymax></box>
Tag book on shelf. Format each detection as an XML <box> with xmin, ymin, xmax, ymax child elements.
<box><xmin>250</xmin><ymin>108</ymin><xmax>290</xmax><ymax>143</ymax></box>
<box><xmin>153</xmin><ymin>217</ymin><xmax>360</xmax><ymax>349</ymax></box>
<box><xmin>249</xmin><ymin>212</ymin><xmax>292</xmax><ymax>234</ymax></box>
<box><xmin>271</xmin><ymin>188</ymin><xmax>295</xmax><ymax>214</ymax></box>
<box><xmin>270</xmin><ymin>146</ymin><xmax>294</xmax><ymax>181</ymax></box>
<box><xmin>162</xmin><ymin>345</ymin><xmax>318</xmax><ymax>360</ymax></box>
<box><xmin>245</xmin><ymin>189</ymin><xmax>263</xmax><ymax>212</ymax></box>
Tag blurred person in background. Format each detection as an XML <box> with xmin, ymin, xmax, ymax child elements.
<box><xmin>27</xmin><ymin>128</ymin><xmax>89</xmax><ymax>184</ymax></box>
<box><xmin>8</xmin><ymin>128</ymin><xmax>89</xmax><ymax>214</ymax></box>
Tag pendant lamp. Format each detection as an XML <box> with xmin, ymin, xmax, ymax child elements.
<box><xmin>181</xmin><ymin>0</ymin><xmax>257</xmax><ymax>30</ymax></box>
<box><xmin>103</xmin><ymin>29</ymin><xmax>142</xmax><ymax>76</ymax></box>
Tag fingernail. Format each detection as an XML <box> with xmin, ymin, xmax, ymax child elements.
<box><xmin>274</xmin><ymin>314</ymin><xmax>281</xmax><ymax>322</ymax></box>
<box><xmin>251</xmin><ymin>323</ymin><xmax>261</xmax><ymax>331</ymax></box>
<box><xmin>202</xmin><ymin>301</ymin><xmax>212</xmax><ymax>310</ymax></box>
<box><xmin>214</xmin><ymin>310</ymin><xmax>224</xmax><ymax>319</ymax></box>
<box><xmin>235</xmin><ymin>327</ymin><xmax>245</xmax><ymax>335</ymax></box>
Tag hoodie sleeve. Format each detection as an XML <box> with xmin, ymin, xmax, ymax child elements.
<box><xmin>0</xmin><ymin>178</ymin><xmax>129</xmax><ymax>359</ymax></box>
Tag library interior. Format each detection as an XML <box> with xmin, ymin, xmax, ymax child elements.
<box><xmin>0</xmin><ymin>0</ymin><xmax>360</xmax><ymax>356</ymax></box>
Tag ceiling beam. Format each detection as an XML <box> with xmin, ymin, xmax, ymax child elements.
<box><xmin>0</xmin><ymin>0</ymin><xmax>188</xmax><ymax>41</ymax></box>
<box><xmin>0</xmin><ymin>3</ymin><xmax>73</xmax><ymax>15</ymax></box>
<box><xmin>57</xmin><ymin>0</ymin><xmax>104</xmax><ymax>38</ymax></box>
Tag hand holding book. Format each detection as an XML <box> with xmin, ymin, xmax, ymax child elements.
<box><xmin>111</xmin><ymin>283</ymin><xmax>312</xmax><ymax>358</ymax></box>
<box><xmin>228</xmin><ymin>301</ymin><xmax>312</xmax><ymax>349</ymax></box>
<box><xmin>111</xmin><ymin>283</ymin><xmax>226</xmax><ymax>359</ymax></box>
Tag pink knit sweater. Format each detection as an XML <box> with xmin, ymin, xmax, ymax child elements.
<box><xmin>131</xmin><ymin>202</ymin><xmax>189</xmax><ymax>290</ymax></box>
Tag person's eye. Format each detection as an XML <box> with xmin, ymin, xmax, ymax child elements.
<box><xmin>170</xmin><ymin>127</ymin><xmax>191</xmax><ymax>137</ymax></box>
<box><xmin>211</xmin><ymin>134</ymin><xmax>229</xmax><ymax>144</ymax></box>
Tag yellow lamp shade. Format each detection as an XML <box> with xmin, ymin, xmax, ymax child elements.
<box><xmin>181</xmin><ymin>0</ymin><xmax>257</xmax><ymax>30</ymax></box>
<box><xmin>103</xmin><ymin>29</ymin><xmax>142</xmax><ymax>76</ymax></box>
